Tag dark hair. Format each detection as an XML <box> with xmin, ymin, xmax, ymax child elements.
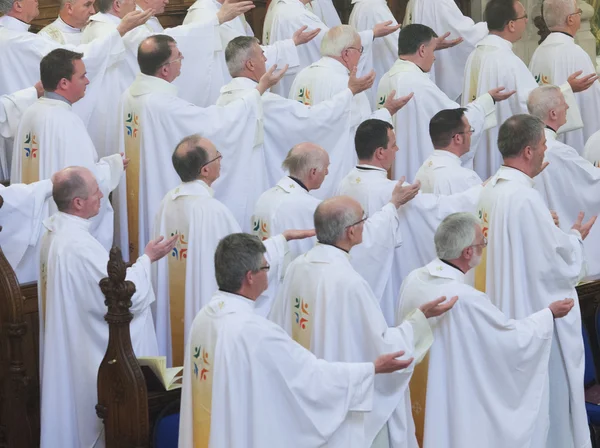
<box><xmin>354</xmin><ymin>119</ymin><xmax>394</xmax><ymax>160</ymax></box>
<box><xmin>397</xmin><ymin>24</ymin><xmax>438</xmax><ymax>55</ymax></box>
<box><xmin>429</xmin><ymin>108</ymin><xmax>467</xmax><ymax>148</ymax></box>
<box><xmin>172</xmin><ymin>135</ymin><xmax>209</xmax><ymax>182</ymax></box>
<box><xmin>40</xmin><ymin>49</ymin><xmax>83</xmax><ymax>91</ymax></box>
<box><xmin>52</xmin><ymin>170</ymin><xmax>89</xmax><ymax>212</ymax></box>
<box><xmin>137</xmin><ymin>35</ymin><xmax>177</xmax><ymax>76</ymax></box>
<box><xmin>95</xmin><ymin>0</ymin><xmax>113</xmax><ymax>13</ymax></box>
<box><xmin>485</xmin><ymin>0</ymin><xmax>518</xmax><ymax>31</ymax></box>
<box><xmin>497</xmin><ymin>114</ymin><xmax>544</xmax><ymax>159</ymax></box>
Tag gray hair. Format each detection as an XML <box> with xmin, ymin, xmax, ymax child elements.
<box><xmin>543</xmin><ymin>0</ymin><xmax>577</xmax><ymax>28</ymax></box>
<box><xmin>435</xmin><ymin>213</ymin><xmax>479</xmax><ymax>260</ymax></box>
<box><xmin>314</xmin><ymin>198</ymin><xmax>361</xmax><ymax>245</ymax></box>
<box><xmin>320</xmin><ymin>25</ymin><xmax>360</xmax><ymax>57</ymax></box>
<box><xmin>214</xmin><ymin>233</ymin><xmax>265</xmax><ymax>293</ymax></box>
<box><xmin>497</xmin><ymin>114</ymin><xmax>545</xmax><ymax>159</ymax></box>
<box><xmin>0</xmin><ymin>0</ymin><xmax>16</xmax><ymax>14</ymax></box>
<box><xmin>225</xmin><ymin>36</ymin><xmax>259</xmax><ymax>77</ymax></box>
<box><xmin>96</xmin><ymin>0</ymin><xmax>114</xmax><ymax>13</ymax></box>
<box><xmin>52</xmin><ymin>168</ymin><xmax>90</xmax><ymax>212</ymax></box>
<box><xmin>527</xmin><ymin>85</ymin><xmax>563</xmax><ymax>120</ymax></box>
<box><xmin>281</xmin><ymin>145</ymin><xmax>328</xmax><ymax>179</ymax></box>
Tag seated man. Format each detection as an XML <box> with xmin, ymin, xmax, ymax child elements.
<box><xmin>39</xmin><ymin>166</ymin><xmax>176</xmax><ymax>448</ymax></box>
<box><xmin>178</xmin><ymin>232</ymin><xmax>412</xmax><ymax>448</ymax></box>
<box><xmin>271</xmin><ymin>195</ymin><xmax>457</xmax><ymax>447</ymax></box>
<box><xmin>397</xmin><ymin>212</ymin><xmax>573</xmax><ymax>448</ymax></box>
<box><xmin>415</xmin><ymin>108</ymin><xmax>482</xmax><ymax>194</ymax></box>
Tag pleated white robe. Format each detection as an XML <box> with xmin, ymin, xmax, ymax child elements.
<box><xmin>404</xmin><ymin>0</ymin><xmax>488</xmax><ymax>102</ymax></box>
<box><xmin>270</xmin><ymin>243</ymin><xmax>433</xmax><ymax>447</ymax></box>
<box><xmin>529</xmin><ymin>32</ymin><xmax>600</xmax><ymax>153</ymax></box>
<box><xmin>38</xmin><ymin>16</ymin><xmax>84</xmax><ymax>45</ymax></box>
<box><xmin>377</xmin><ymin>58</ymin><xmax>495</xmax><ymax>181</ymax></box>
<box><xmin>115</xmin><ymin>73</ymin><xmax>260</xmax><ymax>261</ymax></box>
<box><xmin>475</xmin><ymin>165</ymin><xmax>589</xmax><ymax>448</ymax></box>
<box><xmin>414</xmin><ymin>149</ymin><xmax>482</xmax><ymax>194</ymax></box>
<box><xmin>584</xmin><ymin>129</ymin><xmax>600</xmax><ymax>166</ymax></box>
<box><xmin>39</xmin><ymin>211</ymin><xmax>158</xmax><ymax>448</ymax></box>
<box><xmin>397</xmin><ymin>259</ymin><xmax>554</xmax><ymax>448</ymax></box>
<box><xmin>289</xmin><ymin>57</ymin><xmax>391</xmax><ymax>197</ymax></box>
<box><xmin>178</xmin><ymin>290</ymin><xmax>376</xmax><ymax>448</ymax></box>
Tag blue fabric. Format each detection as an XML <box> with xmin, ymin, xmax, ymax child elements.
<box><xmin>584</xmin><ymin>325</ymin><xmax>596</xmax><ymax>387</ymax></box>
<box><xmin>587</xmin><ymin>402</ymin><xmax>600</xmax><ymax>425</ymax></box>
<box><xmin>154</xmin><ymin>412</ymin><xmax>180</xmax><ymax>448</ymax></box>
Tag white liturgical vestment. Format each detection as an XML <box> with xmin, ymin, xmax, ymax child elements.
<box><xmin>397</xmin><ymin>259</ymin><xmax>554</xmax><ymax>448</ymax></box>
<box><xmin>463</xmin><ymin>34</ymin><xmax>581</xmax><ymax>179</ymax></box>
<box><xmin>11</xmin><ymin>97</ymin><xmax>123</xmax><ymax>254</ymax></box>
<box><xmin>290</xmin><ymin>57</ymin><xmax>391</xmax><ymax>197</ymax></box>
<box><xmin>584</xmin><ymin>129</ymin><xmax>600</xmax><ymax>166</ymax></box>
<box><xmin>415</xmin><ymin>150</ymin><xmax>482</xmax><ymax>194</ymax></box>
<box><xmin>217</xmin><ymin>76</ymin><xmax>355</xmax><ymax>197</ymax></box>
<box><xmin>38</xmin><ymin>16</ymin><xmax>84</xmax><ymax>45</ymax></box>
<box><xmin>179</xmin><ymin>290</ymin><xmax>375</xmax><ymax>448</ymax></box>
<box><xmin>349</xmin><ymin>0</ymin><xmax>399</xmax><ymax>108</ymax></box>
<box><xmin>403</xmin><ymin>0</ymin><xmax>488</xmax><ymax>101</ymax></box>
<box><xmin>529</xmin><ymin>32</ymin><xmax>600</xmax><ymax>153</ymax></box>
<box><xmin>337</xmin><ymin>164</ymin><xmax>482</xmax><ymax>324</ymax></box>
<box><xmin>0</xmin><ymin>86</ymin><xmax>37</xmax><ymax>140</ymax></box>
<box><xmin>475</xmin><ymin>166</ymin><xmax>588</xmax><ymax>448</ymax></box>
<box><xmin>39</xmin><ymin>212</ymin><xmax>158</xmax><ymax>448</ymax></box>
<box><xmin>377</xmin><ymin>58</ymin><xmax>495</xmax><ymax>181</ymax></box>
<box><xmin>535</xmin><ymin>128</ymin><xmax>600</xmax><ymax>280</ymax></box>
<box><xmin>271</xmin><ymin>243</ymin><xmax>433</xmax><ymax>447</ymax></box>
<box><xmin>0</xmin><ymin>179</ymin><xmax>52</xmax><ymax>283</ymax></box>
<box><xmin>115</xmin><ymin>73</ymin><xmax>261</xmax><ymax>262</ymax></box>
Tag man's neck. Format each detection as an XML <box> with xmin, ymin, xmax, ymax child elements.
<box><xmin>359</xmin><ymin>159</ymin><xmax>385</xmax><ymax>170</ymax></box>
<box><xmin>7</xmin><ymin>12</ymin><xmax>32</xmax><ymax>24</ymax></box>
<box><xmin>237</xmin><ymin>72</ymin><xmax>259</xmax><ymax>83</ymax></box>
<box><xmin>58</xmin><ymin>11</ymin><xmax>80</xmax><ymax>29</ymax></box>
<box><xmin>545</xmin><ymin>122</ymin><xmax>559</xmax><ymax>133</ymax></box>
<box><xmin>441</xmin><ymin>258</ymin><xmax>469</xmax><ymax>274</ymax></box>
<box><xmin>489</xmin><ymin>30</ymin><xmax>518</xmax><ymax>43</ymax></box>
<box><xmin>398</xmin><ymin>55</ymin><xmax>426</xmax><ymax>72</ymax></box>
<box><xmin>549</xmin><ymin>27</ymin><xmax>575</xmax><ymax>37</ymax></box>
<box><xmin>503</xmin><ymin>160</ymin><xmax>534</xmax><ymax>178</ymax></box>
<box><xmin>45</xmin><ymin>90</ymin><xmax>73</xmax><ymax>105</ymax></box>
<box><xmin>327</xmin><ymin>55</ymin><xmax>350</xmax><ymax>71</ymax></box>
<box><xmin>199</xmin><ymin>176</ymin><xmax>213</xmax><ymax>187</ymax></box>
<box><xmin>226</xmin><ymin>287</ymin><xmax>258</xmax><ymax>301</ymax></box>
<box><xmin>435</xmin><ymin>147</ymin><xmax>463</xmax><ymax>158</ymax></box>
<box><xmin>321</xmin><ymin>240</ymin><xmax>353</xmax><ymax>253</ymax></box>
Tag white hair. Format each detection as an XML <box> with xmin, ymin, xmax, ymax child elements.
<box><xmin>543</xmin><ymin>0</ymin><xmax>577</xmax><ymax>28</ymax></box>
<box><xmin>434</xmin><ymin>212</ymin><xmax>479</xmax><ymax>260</ymax></box>
<box><xmin>0</xmin><ymin>0</ymin><xmax>16</xmax><ymax>14</ymax></box>
<box><xmin>320</xmin><ymin>25</ymin><xmax>360</xmax><ymax>57</ymax></box>
<box><xmin>281</xmin><ymin>144</ymin><xmax>328</xmax><ymax>179</ymax></box>
<box><xmin>225</xmin><ymin>36</ymin><xmax>259</xmax><ymax>77</ymax></box>
<box><xmin>527</xmin><ymin>85</ymin><xmax>563</xmax><ymax>120</ymax></box>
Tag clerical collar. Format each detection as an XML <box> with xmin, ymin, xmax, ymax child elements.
<box><xmin>317</xmin><ymin>241</ymin><xmax>350</xmax><ymax>254</ymax></box>
<box><xmin>398</xmin><ymin>57</ymin><xmax>426</xmax><ymax>73</ymax></box>
<box><xmin>44</xmin><ymin>91</ymin><xmax>72</xmax><ymax>105</ymax></box>
<box><xmin>545</xmin><ymin>125</ymin><xmax>558</xmax><ymax>133</ymax></box>
<box><xmin>288</xmin><ymin>176</ymin><xmax>308</xmax><ymax>192</ymax></box>
<box><xmin>440</xmin><ymin>259</ymin><xmax>466</xmax><ymax>274</ymax></box>
<box><xmin>356</xmin><ymin>164</ymin><xmax>387</xmax><ymax>173</ymax></box>
<box><xmin>218</xmin><ymin>289</ymin><xmax>255</xmax><ymax>303</ymax></box>
<box><xmin>557</xmin><ymin>31</ymin><xmax>574</xmax><ymax>38</ymax></box>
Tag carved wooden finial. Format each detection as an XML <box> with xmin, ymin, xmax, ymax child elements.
<box><xmin>99</xmin><ymin>247</ymin><xmax>136</xmax><ymax>319</ymax></box>
<box><xmin>533</xmin><ymin>3</ymin><xmax>551</xmax><ymax>44</ymax></box>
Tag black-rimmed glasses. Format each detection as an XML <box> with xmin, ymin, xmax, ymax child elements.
<box><xmin>346</xmin><ymin>212</ymin><xmax>368</xmax><ymax>229</ymax></box>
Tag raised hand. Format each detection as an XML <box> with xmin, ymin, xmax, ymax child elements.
<box><xmin>567</xmin><ymin>70</ymin><xmax>598</xmax><ymax>93</ymax></box>
<box><xmin>34</xmin><ymin>81</ymin><xmax>44</xmax><ymax>98</ymax></box>
<box><xmin>217</xmin><ymin>0</ymin><xmax>255</xmax><ymax>24</ymax></box>
<box><xmin>374</xmin><ymin>351</ymin><xmax>414</xmax><ymax>374</ymax></box>
<box><xmin>390</xmin><ymin>176</ymin><xmax>420</xmax><ymax>208</ymax></box>
<box><xmin>117</xmin><ymin>9</ymin><xmax>154</xmax><ymax>36</ymax></box>
<box><xmin>419</xmin><ymin>295</ymin><xmax>458</xmax><ymax>318</ymax></box>
<box><xmin>571</xmin><ymin>211</ymin><xmax>597</xmax><ymax>240</ymax></box>
<box><xmin>257</xmin><ymin>64</ymin><xmax>289</xmax><ymax>94</ymax></box>
<box><xmin>488</xmin><ymin>86</ymin><xmax>516</xmax><ymax>102</ymax></box>
<box><xmin>144</xmin><ymin>234</ymin><xmax>178</xmax><ymax>262</ymax></box>
<box><xmin>548</xmin><ymin>298</ymin><xmax>574</xmax><ymax>319</ymax></box>
<box><xmin>373</xmin><ymin>20</ymin><xmax>401</xmax><ymax>38</ymax></box>
<box><xmin>120</xmin><ymin>152</ymin><xmax>130</xmax><ymax>170</ymax></box>
<box><xmin>293</xmin><ymin>25</ymin><xmax>321</xmax><ymax>46</ymax></box>
<box><xmin>281</xmin><ymin>229</ymin><xmax>316</xmax><ymax>241</ymax></box>
<box><xmin>550</xmin><ymin>210</ymin><xmax>560</xmax><ymax>228</ymax></box>
<box><xmin>435</xmin><ymin>32</ymin><xmax>463</xmax><ymax>50</ymax></box>
<box><xmin>348</xmin><ymin>67</ymin><xmax>375</xmax><ymax>95</ymax></box>
<box><xmin>383</xmin><ymin>90</ymin><xmax>414</xmax><ymax>116</ymax></box>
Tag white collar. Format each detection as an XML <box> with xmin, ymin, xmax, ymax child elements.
<box><xmin>276</xmin><ymin>176</ymin><xmax>311</xmax><ymax>194</ymax></box>
<box><xmin>356</xmin><ymin>164</ymin><xmax>388</xmax><ymax>174</ymax></box>
<box><xmin>543</xmin><ymin>31</ymin><xmax>575</xmax><ymax>45</ymax></box>
<box><xmin>38</xmin><ymin>96</ymin><xmax>72</xmax><ymax>109</ymax></box>
<box><xmin>494</xmin><ymin>165</ymin><xmax>535</xmax><ymax>187</ymax></box>
<box><xmin>43</xmin><ymin>211</ymin><xmax>92</xmax><ymax>233</ymax></box>
<box><xmin>389</xmin><ymin>58</ymin><xmax>428</xmax><ymax>77</ymax></box>
<box><xmin>313</xmin><ymin>56</ymin><xmax>350</xmax><ymax>75</ymax></box>
<box><xmin>304</xmin><ymin>242</ymin><xmax>352</xmax><ymax>263</ymax></box>
<box><xmin>477</xmin><ymin>33</ymin><xmax>513</xmax><ymax>50</ymax></box>
<box><xmin>188</xmin><ymin>0</ymin><xmax>217</xmax><ymax>12</ymax></box>
<box><xmin>171</xmin><ymin>180</ymin><xmax>214</xmax><ymax>199</ymax></box>
<box><xmin>0</xmin><ymin>15</ymin><xmax>31</xmax><ymax>31</ymax></box>
<box><xmin>431</xmin><ymin>150</ymin><xmax>461</xmax><ymax>162</ymax></box>
<box><xmin>425</xmin><ymin>258</ymin><xmax>466</xmax><ymax>282</ymax></box>
<box><xmin>89</xmin><ymin>11</ymin><xmax>121</xmax><ymax>25</ymax></box>
<box><xmin>55</xmin><ymin>16</ymin><xmax>81</xmax><ymax>32</ymax></box>
<box><xmin>220</xmin><ymin>76</ymin><xmax>258</xmax><ymax>93</ymax></box>
<box><xmin>128</xmin><ymin>73</ymin><xmax>178</xmax><ymax>97</ymax></box>
<box><xmin>544</xmin><ymin>127</ymin><xmax>557</xmax><ymax>141</ymax></box>
<box><xmin>208</xmin><ymin>290</ymin><xmax>256</xmax><ymax>315</ymax></box>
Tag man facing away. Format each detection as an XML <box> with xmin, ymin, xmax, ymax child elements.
<box><xmin>476</xmin><ymin>114</ymin><xmax>596</xmax><ymax>448</ymax></box>
<box><xmin>178</xmin><ymin>232</ymin><xmax>413</xmax><ymax>448</ymax></box>
<box><xmin>39</xmin><ymin>166</ymin><xmax>176</xmax><ymax>448</ymax></box>
<box><xmin>397</xmin><ymin>212</ymin><xmax>574</xmax><ymax>448</ymax></box>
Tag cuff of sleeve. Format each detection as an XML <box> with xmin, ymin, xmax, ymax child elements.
<box><xmin>348</xmin><ymin>362</ymin><xmax>375</xmax><ymax>412</ymax></box>
<box><xmin>371</xmin><ymin>107</ymin><xmax>393</xmax><ymax>123</ymax></box>
<box><xmin>135</xmin><ymin>253</ymin><xmax>152</xmax><ymax>278</ymax></box>
<box><xmin>405</xmin><ymin>308</ymin><xmax>433</xmax><ymax>363</ymax></box>
<box><xmin>475</xmin><ymin>93</ymin><xmax>496</xmax><ymax>116</ymax></box>
<box><xmin>570</xmin><ymin>228</ymin><xmax>582</xmax><ymax>240</ymax></box>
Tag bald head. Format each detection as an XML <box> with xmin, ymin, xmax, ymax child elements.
<box><xmin>52</xmin><ymin>166</ymin><xmax>94</xmax><ymax>212</ymax></box>
<box><xmin>138</xmin><ymin>35</ymin><xmax>176</xmax><ymax>76</ymax></box>
<box><xmin>172</xmin><ymin>134</ymin><xmax>219</xmax><ymax>183</ymax></box>
<box><xmin>314</xmin><ymin>196</ymin><xmax>363</xmax><ymax>246</ymax></box>
<box><xmin>282</xmin><ymin>143</ymin><xmax>329</xmax><ymax>191</ymax></box>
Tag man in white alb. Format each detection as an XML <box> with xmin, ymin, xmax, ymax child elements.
<box><xmin>462</xmin><ymin>0</ymin><xmax>596</xmax><ymax>179</ymax></box>
<box><xmin>178</xmin><ymin>232</ymin><xmax>413</xmax><ymax>448</ymax></box>
<box><xmin>115</xmin><ymin>34</ymin><xmax>282</xmax><ymax>261</ymax></box>
<box><xmin>39</xmin><ymin>0</ymin><xmax>96</xmax><ymax>45</ymax></box>
<box><xmin>415</xmin><ymin>108</ymin><xmax>482</xmax><ymax>194</ymax></box>
<box><xmin>271</xmin><ymin>195</ymin><xmax>458</xmax><ymax>447</ymax></box>
<box><xmin>476</xmin><ymin>113</ymin><xmax>596</xmax><ymax>448</ymax></box>
<box><xmin>529</xmin><ymin>0</ymin><xmax>600</xmax><ymax>153</ymax></box>
<box><xmin>0</xmin><ymin>83</ymin><xmax>42</xmax><ymax>140</ymax></box>
<box><xmin>39</xmin><ymin>166</ymin><xmax>176</xmax><ymax>448</ymax></box>
<box><xmin>584</xmin><ymin>130</ymin><xmax>600</xmax><ymax>165</ymax></box>
<box><xmin>397</xmin><ymin>212</ymin><xmax>574</xmax><ymax>448</ymax></box>
<box><xmin>377</xmin><ymin>24</ymin><xmax>513</xmax><ymax>180</ymax></box>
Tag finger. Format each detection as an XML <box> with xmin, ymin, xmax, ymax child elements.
<box><xmin>388</xmin><ymin>89</ymin><xmax>397</xmax><ymax>100</ymax></box>
<box><xmin>380</xmin><ymin>20</ymin><xmax>393</xmax><ymax>26</ymax></box>
<box><xmin>445</xmin><ymin>295</ymin><xmax>459</xmax><ymax>308</ymax></box>
<box><xmin>266</xmin><ymin>64</ymin><xmax>277</xmax><ymax>75</ymax></box>
<box><xmin>585</xmin><ymin>215</ymin><xmax>598</xmax><ymax>229</ymax></box>
<box><xmin>439</xmin><ymin>31</ymin><xmax>451</xmax><ymax>40</ymax></box>
<box><xmin>297</xmin><ymin>25</ymin><xmax>308</xmax><ymax>33</ymax></box>
<box><xmin>394</xmin><ymin>357</ymin><xmax>414</xmax><ymax>369</ymax></box>
<box><xmin>389</xmin><ymin>350</ymin><xmax>405</xmax><ymax>359</ymax></box>
<box><xmin>426</xmin><ymin>296</ymin><xmax>447</xmax><ymax>309</ymax></box>
<box><xmin>397</xmin><ymin>176</ymin><xmax>406</xmax><ymax>185</ymax></box>
<box><xmin>153</xmin><ymin>235</ymin><xmax>165</xmax><ymax>244</ymax></box>
<box><xmin>575</xmin><ymin>211</ymin><xmax>585</xmax><ymax>227</ymax></box>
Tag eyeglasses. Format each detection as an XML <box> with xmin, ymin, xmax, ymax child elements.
<box><xmin>346</xmin><ymin>212</ymin><xmax>368</xmax><ymax>229</ymax></box>
<box><xmin>471</xmin><ymin>236</ymin><xmax>488</xmax><ymax>248</ymax></box>
<box><xmin>201</xmin><ymin>151</ymin><xmax>222</xmax><ymax>168</ymax></box>
<box><xmin>160</xmin><ymin>55</ymin><xmax>184</xmax><ymax>67</ymax></box>
<box><xmin>568</xmin><ymin>8</ymin><xmax>582</xmax><ymax>16</ymax></box>
<box><xmin>512</xmin><ymin>13</ymin><xmax>528</xmax><ymax>21</ymax></box>
<box><xmin>257</xmin><ymin>263</ymin><xmax>270</xmax><ymax>272</ymax></box>
<box><xmin>346</xmin><ymin>46</ymin><xmax>364</xmax><ymax>54</ymax></box>
<box><xmin>454</xmin><ymin>127</ymin><xmax>475</xmax><ymax>137</ymax></box>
